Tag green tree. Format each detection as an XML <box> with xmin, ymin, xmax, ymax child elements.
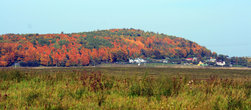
<box><xmin>248</xmin><ymin>58</ymin><xmax>251</xmax><ymax>68</ymax></box>
<box><xmin>59</xmin><ymin>40</ymin><xmax>69</xmax><ymax>47</ymax></box>
<box><xmin>53</xmin><ymin>42</ymin><xmax>60</xmax><ymax>49</ymax></box>
<box><xmin>38</xmin><ymin>38</ymin><xmax>50</xmax><ymax>46</ymax></box>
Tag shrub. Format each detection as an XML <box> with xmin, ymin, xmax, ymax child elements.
<box><xmin>26</xmin><ymin>92</ymin><xmax>40</xmax><ymax>106</ymax></box>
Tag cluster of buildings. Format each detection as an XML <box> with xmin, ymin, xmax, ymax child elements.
<box><xmin>186</xmin><ymin>57</ymin><xmax>226</xmax><ymax>67</ymax></box>
<box><xmin>129</xmin><ymin>58</ymin><xmax>146</xmax><ymax>66</ymax></box>
<box><xmin>129</xmin><ymin>57</ymin><xmax>227</xmax><ymax>67</ymax></box>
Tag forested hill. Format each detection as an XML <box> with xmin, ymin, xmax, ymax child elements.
<box><xmin>0</xmin><ymin>29</ymin><xmax>214</xmax><ymax>67</ymax></box>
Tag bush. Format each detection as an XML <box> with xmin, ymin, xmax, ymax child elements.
<box><xmin>129</xmin><ymin>74</ymin><xmax>154</xmax><ymax>97</ymax></box>
<box><xmin>0</xmin><ymin>70</ymin><xmax>26</xmax><ymax>82</ymax></box>
<box><xmin>227</xmin><ymin>96</ymin><xmax>243</xmax><ymax>110</ymax></box>
<box><xmin>70</xmin><ymin>89</ymin><xmax>86</xmax><ymax>100</ymax></box>
<box><xmin>20</xmin><ymin>61</ymin><xmax>40</xmax><ymax>67</ymax></box>
<box><xmin>26</xmin><ymin>92</ymin><xmax>40</xmax><ymax>105</ymax></box>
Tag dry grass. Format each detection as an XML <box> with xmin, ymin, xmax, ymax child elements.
<box><xmin>0</xmin><ymin>67</ymin><xmax>251</xmax><ymax>109</ymax></box>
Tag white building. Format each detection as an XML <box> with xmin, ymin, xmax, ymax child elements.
<box><xmin>216</xmin><ymin>61</ymin><xmax>225</xmax><ymax>66</ymax></box>
<box><xmin>129</xmin><ymin>59</ymin><xmax>135</xmax><ymax>63</ymax></box>
<box><xmin>129</xmin><ymin>58</ymin><xmax>146</xmax><ymax>64</ymax></box>
<box><xmin>163</xmin><ymin>60</ymin><xmax>168</xmax><ymax>63</ymax></box>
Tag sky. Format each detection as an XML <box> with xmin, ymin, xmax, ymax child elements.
<box><xmin>0</xmin><ymin>0</ymin><xmax>251</xmax><ymax>57</ymax></box>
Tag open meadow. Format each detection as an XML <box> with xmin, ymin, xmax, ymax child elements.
<box><xmin>0</xmin><ymin>67</ymin><xmax>251</xmax><ymax>110</ymax></box>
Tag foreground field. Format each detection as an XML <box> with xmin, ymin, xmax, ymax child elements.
<box><xmin>0</xmin><ymin>67</ymin><xmax>251</xmax><ymax>109</ymax></box>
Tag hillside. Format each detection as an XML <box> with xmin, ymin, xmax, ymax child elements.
<box><xmin>0</xmin><ymin>29</ymin><xmax>213</xmax><ymax>67</ymax></box>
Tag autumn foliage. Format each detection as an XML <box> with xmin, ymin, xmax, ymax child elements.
<box><xmin>0</xmin><ymin>29</ymin><xmax>212</xmax><ymax>67</ymax></box>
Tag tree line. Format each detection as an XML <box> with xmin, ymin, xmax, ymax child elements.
<box><xmin>0</xmin><ymin>29</ymin><xmax>217</xmax><ymax>67</ymax></box>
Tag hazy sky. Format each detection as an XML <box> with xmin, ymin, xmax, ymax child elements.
<box><xmin>1</xmin><ymin>0</ymin><xmax>251</xmax><ymax>57</ymax></box>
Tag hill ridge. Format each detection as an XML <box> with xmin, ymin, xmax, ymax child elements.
<box><xmin>0</xmin><ymin>29</ymin><xmax>214</xmax><ymax>67</ymax></box>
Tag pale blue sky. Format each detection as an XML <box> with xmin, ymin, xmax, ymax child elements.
<box><xmin>1</xmin><ymin>0</ymin><xmax>251</xmax><ymax>57</ymax></box>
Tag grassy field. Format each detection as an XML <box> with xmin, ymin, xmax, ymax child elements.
<box><xmin>0</xmin><ymin>67</ymin><xmax>251</xmax><ymax>109</ymax></box>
